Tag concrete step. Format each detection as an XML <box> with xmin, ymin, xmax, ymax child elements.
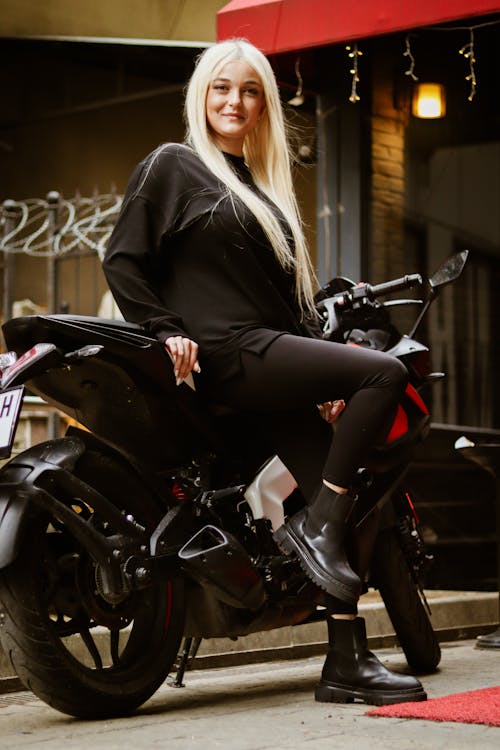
<box><xmin>1</xmin><ymin>589</ymin><xmax>498</xmax><ymax>694</ymax></box>
<box><xmin>192</xmin><ymin>589</ymin><xmax>500</xmax><ymax>668</ymax></box>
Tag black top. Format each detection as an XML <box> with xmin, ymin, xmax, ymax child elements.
<box><xmin>103</xmin><ymin>143</ymin><xmax>320</xmax><ymax>381</ymax></box>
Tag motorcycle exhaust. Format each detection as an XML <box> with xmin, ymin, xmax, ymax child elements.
<box><xmin>178</xmin><ymin>525</ymin><xmax>266</xmax><ymax>611</ymax></box>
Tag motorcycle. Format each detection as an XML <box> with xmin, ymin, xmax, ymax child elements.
<box><xmin>0</xmin><ymin>250</ymin><xmax>468</xmax><ymax>718</ymax></box>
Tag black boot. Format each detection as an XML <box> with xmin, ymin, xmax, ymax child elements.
<box><xmin>274</xmin><ymin>484</ymin><xmax>361</xmax><ymax>603</ymax></box>
<box><xmin>315</xmin><ymin>617</ymin><xmax>427</xmax><ymax>706</ymax></box>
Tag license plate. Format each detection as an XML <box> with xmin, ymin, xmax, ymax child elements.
<box><xmin>0</xmin><ymin>386</ymin><xmax>25</xmax><ymax>459</ymax></box>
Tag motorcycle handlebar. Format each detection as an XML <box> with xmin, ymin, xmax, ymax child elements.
<box><xmin>369</xmin><ymin>273</ymin><xmax>422</xmax><ymax>299</ymax></box>
<box><xmin>318</xmin><ymin>273</ymin><xmax>423</xmax><ymax>340</ymax></box>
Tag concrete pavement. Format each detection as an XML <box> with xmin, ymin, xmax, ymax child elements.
<box><xmin>0</xmin><ymin>587</ymin><xmax>499</xmax><ymax>748</ymax></box>
<box><xmin>0</xmin><ymin>637</ymin><xmax>499</xmax><ymax>749</ymax></box>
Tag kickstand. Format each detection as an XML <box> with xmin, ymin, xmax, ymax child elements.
<box><xmin>170</xmin><ymin>637</ymin><xmax>202</xmax><ymax>688</ymax></box>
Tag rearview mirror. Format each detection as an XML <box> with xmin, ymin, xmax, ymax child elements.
<box><xmin>429</xmin><ymin>250</ymin><xmax>469</xmax><ymax>290</ymax></box>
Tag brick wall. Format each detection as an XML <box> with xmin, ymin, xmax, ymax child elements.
<box><xmin>369</xmin><ymin>50</ymin><xmax>407</xmax><ymax>283</ymax></box>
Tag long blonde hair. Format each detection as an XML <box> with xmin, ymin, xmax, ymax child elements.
<box><xmin>184</xmin><ymin>39</ymin><xmax>318</xmax><ymax>315</ymax></box>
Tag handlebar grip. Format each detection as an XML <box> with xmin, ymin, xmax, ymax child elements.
<box><xmin>370</xmin><ymin>273</ymin><xmax>422</xmax><ymax>298</ymax></box>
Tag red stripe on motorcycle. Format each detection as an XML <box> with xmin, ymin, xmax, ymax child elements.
<box><xmin>386</xmin><ymin>404</ymin><xmax>408</xmax><ymax>442</ymax></box>
<box><xmin>405</xmin><ymin>383</ymin><xmax>429</xmax><ymax>415</ymax></box>
<box><xmin>405</xmin><ymin>491</ymin><xmax>420</xmax><ymax>523</ymax></box>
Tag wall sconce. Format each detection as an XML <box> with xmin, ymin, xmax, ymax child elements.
<box><xmin>412</xmin><ymin>83</ymin><xmax>446</xmax><ymax>119</ymax></box>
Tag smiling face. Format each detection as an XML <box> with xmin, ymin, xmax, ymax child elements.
<box><xmin>205</xmin><ymin>59</ymin><xmax>266</xmax><ymax>156</ymax></box>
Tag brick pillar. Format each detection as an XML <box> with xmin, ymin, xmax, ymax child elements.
<box><xmin>369</xmin><ymin>49</ymin><xmax>407</xmax><ymax>283</ymax></box>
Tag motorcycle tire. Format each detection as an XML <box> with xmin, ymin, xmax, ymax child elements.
<box><xmin>0</xmin><ymin>448</ymin><xmax>185</xmax><ymax>718</ymax></box>
<box><xmin>371</xmin><ymin>526</ymin><xmax>441</xmax><ymax>673</ymax></box>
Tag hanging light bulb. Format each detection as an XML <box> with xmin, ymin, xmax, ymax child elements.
<box><xmin>412</xmin><ymin>83</ymin><xmax>446</xmax><ymax>119</ymax></box>
<box><xmin>288</xmin><ymin>58</ymin><xmax>304</xmax><ymax>107</ymax></box>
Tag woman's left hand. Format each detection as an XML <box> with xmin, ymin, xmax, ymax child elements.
<box><xmin>317</xmin><ymin>399</ymin><xmax>345</xmax><ymax>423</ymax></box>
<box><xmin>165</xmin><ymin>336</ymin><xmax>200</xmax><ymax>385</ymax></box>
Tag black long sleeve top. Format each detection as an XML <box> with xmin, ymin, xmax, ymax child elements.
<box><xmin>103</xmin><ymin>143</ymin><xmax>319</xmax><ymax>382</ymax></box>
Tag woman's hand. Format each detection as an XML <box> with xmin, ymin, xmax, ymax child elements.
<box><xmin>317</xmin><ymin>399</ymin><xmax>345</xmax><ymax>424</ymax></box>
<box><xmin>165</xmin><ymin>336</ymin><xmax>200</xmax><ymax>386</ymax></box>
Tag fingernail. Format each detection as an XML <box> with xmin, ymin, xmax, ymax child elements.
<box><xmin>176</xmin><ymin>377</ymin><xmax>182</xmax><ymax>386</ymax></box>
<box><xmin>174</xmin><ymin>369</ymin><xmax>179</xmax><ymax>378</ymax></box>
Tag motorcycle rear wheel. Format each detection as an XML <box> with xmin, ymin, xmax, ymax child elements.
<box><xmin>0</xmin><ymin>449</ymin><xmax>185</xmax><ymax>718</ymax></box>
<box><xmin>371</xmin><ymin>526</ymin><xmax>441</xmax><ymax>673</ymax></box>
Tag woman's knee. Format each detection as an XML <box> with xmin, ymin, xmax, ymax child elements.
<box><xmin>362</xmin><ymin>351</ymin><xmax>408</xmax><ymax>393</ymax></box>
<box><xmin>383</xmin><ymin>355</ymin><xmax>408</xmax><ymax>393</ymax></box>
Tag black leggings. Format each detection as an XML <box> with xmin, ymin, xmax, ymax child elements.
<box><xmin>213</xmin><ymin>334</ymin><xmax>408</xmax><ymax>490</ymax></box>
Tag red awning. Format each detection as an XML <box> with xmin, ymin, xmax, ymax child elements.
<box><xmin>217</xmin><ymin>0</ymin><xmax>500</xmax><ymax>54</ymax></box>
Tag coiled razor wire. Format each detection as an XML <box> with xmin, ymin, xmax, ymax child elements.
<box><xmin>1</xmin><ymin>192</ymin><xmax>123</xmax><ymax>261</ymax></box>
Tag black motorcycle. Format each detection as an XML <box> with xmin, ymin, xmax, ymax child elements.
<box><xmin>0</xmin><ymin>251</ymin><xmax>467</xmax><ymax>718</ymax></box>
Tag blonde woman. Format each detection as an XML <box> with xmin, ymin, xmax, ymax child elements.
<box><xmin>103</xmin><ymin>38</ymin><xmax>426</xmax><ymax>706</ymax></box>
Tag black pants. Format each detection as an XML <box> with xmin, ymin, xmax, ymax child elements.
<box><xmin>210</xmin><ymin>334</ymin><xmax>408</xmax><ymax>493</ymax></box>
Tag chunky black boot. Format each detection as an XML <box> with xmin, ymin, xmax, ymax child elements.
<box><xmin>315</xmin><ymin>617</ymin><xmax>427</xmax><ymax>706</ymax></box>
<box><xmin>273</xmin><ymin>485</ymin><xmax>361</xmax><ymax>604</ymax></box>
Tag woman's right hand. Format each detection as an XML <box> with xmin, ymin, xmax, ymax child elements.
<box><xmin>317</xmin><ymin>399</ymin><xmax>345</xmax><ymax>423</ymax></box>
<box><xmin>165</xmin><ymin>336</ymin><xmax>201</xmax><ymax>385</ymax></box>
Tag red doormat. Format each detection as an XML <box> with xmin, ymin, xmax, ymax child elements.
<box><xmin>366</xmin><ymin>686</ymin><xmax>500</xmax><ymax>727</ymax></box>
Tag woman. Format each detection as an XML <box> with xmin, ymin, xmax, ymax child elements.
<box><xmin>103</xmin><ymin>38</ymin><xmax>426</xmax><ymax>706</ymax></box>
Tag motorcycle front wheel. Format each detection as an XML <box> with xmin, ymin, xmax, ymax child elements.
<box><xmin>0</xmin><ymin>449</ymin><xmax>185</xmax><ymax>718</ymax></box>
<box><xmin>371</xmin><ymin>526</ymin><xmax>441</xmax><ymax>673</ymax></box>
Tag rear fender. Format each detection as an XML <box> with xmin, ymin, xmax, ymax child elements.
<box><xmin>0</xmin><ymin>433</ymin><xmax>163</xmax><ymax>572</ymax></box>
<box><xmin>0</xmin><ymin>483</ymin><xmax>32</xmax><ymax>568</ymax></box>
<box><xmin>0</xmin><ymin>436</ymin><xmax>85</xmax><ymax>568</ymax></box>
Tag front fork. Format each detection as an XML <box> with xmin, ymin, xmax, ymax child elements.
<box><xmin>348</xmin><ymin>463</ymin><xmax>408</xmax><ymax>583</ymax></box>
<box><xmin>349</xmin><ymin>476</ymin><xmax>433</xmax><ymax>612</ymax></box>
<box><xmin>391</xmin><ymin>488</ymin><xmax>434</xmax><ymax>614</ymax></box>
